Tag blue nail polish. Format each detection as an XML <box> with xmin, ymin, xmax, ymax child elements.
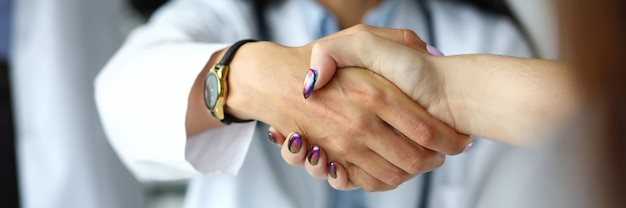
<box><xmin>329</xmin><ymin>162</ymin><xmax>337</xmax><ymax>179</ymax></box>
<box><xmin>288</xmin><ymin>133</ymin><xmax>302</xmax><ymax>153</ymax></box>
<box><xmin>307</xmin><ymin>146</ymin><xmax>320</xmax><ymax>165</ymax></box>
<box><xmin>302</xmin><ymin>69</ymin><xmax>318</xmax><ymax>99</ymax></box>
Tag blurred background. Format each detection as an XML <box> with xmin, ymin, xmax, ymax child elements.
<box><xmin>0</xmin><ymin>0</ymin><xmax>557</xmax><ymax>207</ymax></box>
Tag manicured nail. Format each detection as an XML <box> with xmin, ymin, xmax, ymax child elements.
<box><xmin>302</xmin><ymin>69</ymin><xmax>318</xmax><ymax>99</ymax></box>
<box><xmin>463</xmin><ymin>142</ymin><xmax>474</xmax><ymax>153</ymax></box>
<box><xmin>267</xmin><ymin>131</ymin><xmax>277</xmax><ymax>145</ymax></box>
<box><xmin>288</xmin><ymin>133</ymin><xmax>302</xmax><ymax>153</ymax></box>
<box><xmin>426</xmin><ymin>45</ymin><xmax>444</xmax><ymax>56</ymax></box>
<box><xmin>307</xmin><ymin>146</ymin><xmax>320</xmax><ymax>165</ymax></box>
<box><xmin>329</xmin><ymin>162</ymin><xmax>337</xmax><ymax>179</ymax></box>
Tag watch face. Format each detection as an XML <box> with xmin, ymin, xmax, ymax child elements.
<box><xmin>205</xmin><ymin>72</ymin><xmax>219</xmax><ymax>110</ymax></box>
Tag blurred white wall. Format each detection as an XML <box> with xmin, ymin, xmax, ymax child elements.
<box><xmin>507</xmin><ymin>0</ymin><xmax>560</xmax><ymax>59</ymax></box>
<box><xmin>11</xmin><ymin>0</ymin><xmax>147</xmax><ymax>207</ymax></box>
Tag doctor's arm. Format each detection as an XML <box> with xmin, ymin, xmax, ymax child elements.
<box><xmin>95</xmin><ymin>0</ymin><xmax>468</xmax><ymax>191</ymax></box>
<box><xmin>95</xmin><ymin>1</ymin><xmax>236</xmax><ymax>180</ymax></box>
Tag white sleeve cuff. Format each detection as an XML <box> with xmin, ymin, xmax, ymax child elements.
<box><xmin>185</xmin><ymin>122</ymin><xmax>258</xmax><ymax>176</ymax></box>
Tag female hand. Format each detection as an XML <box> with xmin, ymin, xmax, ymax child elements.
<box><xmin>278</xmin><ymin>25</ymin><xmax>578</xmax><ymax>189</ymax></box>
<box><xmin>265</xmin><ymin>66</ymin><xmax>469</xmax><ymax>191</ymax></box>
<box><xmin>188</xmin><ymin>25</ymin><xmax>470</xmax><ymax>191</ymax></box>
<box><xmin>251</xmin><ymin>25</ymin><xmax>471</xmax><ymax>191</ymax></box>
<box><xmin>299</xmin><ymin>26</ymin><xmax>578</xmax><ymax>146</ymax></box>
<box><xmin>305</xmin><ymin>28</ymin><xmax>455</xmax><ymax>127</ymax></box>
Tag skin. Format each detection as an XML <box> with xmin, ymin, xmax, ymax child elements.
<box><xmin>185</xmin><ymin>1</ymin><xmax>387</xmax><ymax>136</ymax></box>
<box><xmin>309</xmin><ymin>31</ymin><xmax>578</xmax><ymax>146</ymax></box>
<box><xmin>283</xmin><ymin>0</ymin><xmax>625</xmax><ymax>203</ymax></box>
<box><xmin>185</xmin><ymin>0</ymin><xmax>471</xmax><ymax>191</ymax></box>
<box><xmin>185</xmin><ymin>25</ymin><xmax>470</xmax><ymax>191</ymax></box>
<box><xmin>275</xmin><ymin>27</ymin><xmax>580</xmax><ymax>187</ymax></box>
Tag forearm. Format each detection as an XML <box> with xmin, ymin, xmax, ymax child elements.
<box><xmin>96</xmin><ymin>0</ymin><xmax>273</xmax><ymax>178</ymax></box>
<box><xmin>435</xmin><ymin>54</ymin><xmax>579</xmax><ymax>146</ymax></box>
<box><xmin>186</xmin><ymin>47</ymin><xmax>228</xmax><ymax>137</ymax></box>
<box><xmin>95</xmin><ymin>41</ymin><xmax>223</xmax><ymax>180</ymax></box>
<box><xmin>186</xmin><ymin>41</ymin><xmax>310</xmax><ymax>137</ymax></box>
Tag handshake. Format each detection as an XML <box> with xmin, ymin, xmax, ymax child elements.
<box><xmin>200</xmin><ymin>25</ymin><xmax>577</xmax><ymax>192</ymax></box>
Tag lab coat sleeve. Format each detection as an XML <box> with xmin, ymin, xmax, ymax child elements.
<box><xmin>94</xmin><ymin>0</ymin><xmax>258</xmax><ymax>181</ymax></box>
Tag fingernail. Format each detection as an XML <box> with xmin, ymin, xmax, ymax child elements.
<box><xmin>307</xmin><ymin>146</ymin><xmax>320</xmax><ymax>165</ymax></box>
<box><xmin>302</xmin><ymin>69</ymin><xmax>318</xmax><ymax>99</ymax></box>
<box><xmin>267</xmin><ymin>131</ymin><xmax>277</xmax><ymax>145</ymax></box>
<box><xmin>463</xmin><ymin>142</ymin><xmax>474</xmax><ymax>153</ymax></box>
<box><xmin>426</xmin><ymin>45</ymin><xmax>444</xmax><ymax>56</ymax></box>
<box><xmin>288</xmin><ymin>133</ymin><xmax>302</xmax><ymax>153</ymax></box>
<box><xmin>329</xmin><ymin>162</ymin><xmax>337</xmax><ymax>179</ymax></box>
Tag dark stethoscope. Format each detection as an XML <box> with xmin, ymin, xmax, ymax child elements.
<box><xmin>253</xmin><ymin>0</ymin><xmax>436</xmax><ymax>207</ymax></box>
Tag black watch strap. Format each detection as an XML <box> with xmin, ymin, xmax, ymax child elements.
<box><xmin>219</xmin><ymin>39</ymin><xmax>258</xmax><ymax>125</ymax></box>
<box><xmin>218</xmin><ymin>39</ymin><xmax>258</xmax><ymax>66</ymax></box>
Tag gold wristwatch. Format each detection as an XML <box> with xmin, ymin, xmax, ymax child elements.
<box><xmin>204</xmin><ymin>39</ymin><xmax>257</xmax><ymax>124</ymax></box>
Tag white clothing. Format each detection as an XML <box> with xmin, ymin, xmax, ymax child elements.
<box><xmin>95</xmin><ymin>0</ymin><xmax>533</xmax><ymax>207</ymax></box>
<box><xmin>11</xmin><ymin>0</ymin><xmax>146</xmax><ymax>207</ymax></box>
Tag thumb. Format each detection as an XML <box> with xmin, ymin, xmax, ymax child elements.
<box><xmin>307</xmin><ymin>43</ymin><xmax>338</xmax><ymax>92</ymax></box>
<box><xmin>302</xmin><ymin>30</ymin><xmax>435</xmax><ymax>99</ymax></box>
<box><xmin>304</xmin><ymin>34</ymin><xmax>370</xmax><ymax>99</ymax></box>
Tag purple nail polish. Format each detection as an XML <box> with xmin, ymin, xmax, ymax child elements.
<box><xmin>307</xmin><ymin>146</ymin><xmax>320</xmax><ymax>165</ymax></box>
<box><xmin>463</xmin><ymin>142</ymin><xmax>473</xmax><ymax>153</ymax></box>
<box><xmin>329</xmin><ymin>162</ymin><xmax>337</xmax><ymax>179</ymax></box>
<box><xmin>268</xmin><ymin>131</ymin><xmax>277</xmax><ymax>145</ymax></box>
<box><xmin>302</xmin><ymin>69</ymin><xmax>318</xmax><ymax>99</ymax></box>
<box><xmin>426</xmin><ymin>45</ymin><xmax>444</xmax><ymax>56</ymax></box>
<box><xmin>288</xmin><ymin>133</ymin><xmax>302</xmax><ymax>153</ymax></box>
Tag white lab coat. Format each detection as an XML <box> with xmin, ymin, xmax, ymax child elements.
<box><xmin>95</xmin><ymin>0</ymin><xmax>535</xmax><ymax>207</ymax></box>
<box><xmin>11</xmin><ymin>0</ymin><xmax>146</xmax><ymax>207</ymax></box>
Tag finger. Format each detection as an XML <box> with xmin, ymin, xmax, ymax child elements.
<box><xmin>378</xmin><ymin>93</ymin><xmax>471</xmax><ymax>155</ymax></box>
<box><xmin>362</xmin><ymin>124</ymin><xmax>443</xmax><ymax>175</ymax></box>
<box><xmin>346</xmin><ymin>148</ymin><xmax>413</xmax><ymax>188</ymax></box>
<box><xmin>280</xmin><ymin>132</ymin><xmax>308</xmax><ymax>166</ymax></box>
<box><xmin>327</xmin><ymin>162</ymin><xmax>359</xmax><ymax>191</ymax></box>
<box><xmin>420</xmin><ymin>151</ymin><xmax>447</xmax><ymax>172</ymax></box>
<box><xmin>308</xmin><ymin>26</ymin><xmax>427</xmax><ymax>94</ymax></box>
<box><xmin>342</xmin><ymin>162</ymin><xmax>395</xmax><ymax>192</ymax></box>
<box><xmin>268</xmin><ymin>126</ymin><xmax>286</xmax><ymax>147</ymax></box>
<box><xmin>304</xmin><ymin>145</ymin><xmax>328</xmax><ymax>179</ymax></box>
<box><xmin>426</xmin><ymin>45</ymin><xmax>445</xmax><ymax>56</ymax></box>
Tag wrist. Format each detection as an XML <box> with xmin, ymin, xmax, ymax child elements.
<box><xmin>222</xmin><ymin>42</ymin><xmax>258</xmax><ymax>121</ymax></box>
<box><xmin>206</xmin><ymin>40</ymin><xmax>260</xmax><ymax>124</ymax></box>
<box><xmin>428</xmin><ymin>55</ymin><xmax>470</xmax><ymax>132</ymax></box>
<box><xmin>226</xmin><ymin>42</ymin><xmax>312</xmax><ymax>124</ymax></box>
<box><xmin>186</xmin><ymin>47</ymin><xmax>229</xmax><ymax>136</ymax></box>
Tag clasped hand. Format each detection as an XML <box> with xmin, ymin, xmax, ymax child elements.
<box><xmin>259</xmin><ymin>25</ymin><xmax>471</xmax><ymax>191</ymax></box>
